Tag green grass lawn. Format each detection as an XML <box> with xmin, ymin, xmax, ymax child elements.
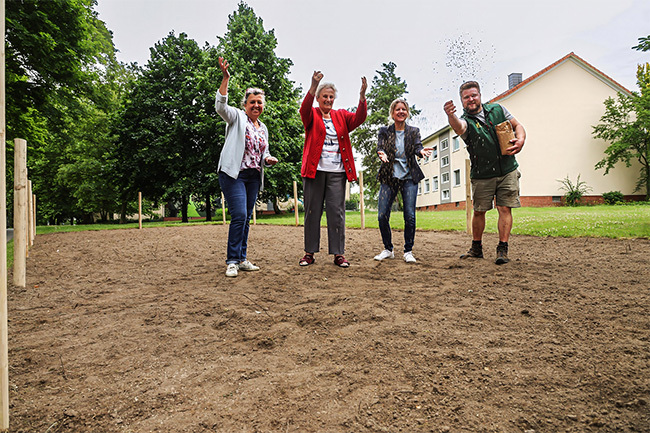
<box><xmin>6</xmin><ymin>204</ymin><xmax>647</xmax><ymax>269</ymax></box>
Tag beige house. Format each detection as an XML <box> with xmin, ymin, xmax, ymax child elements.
<box><xmin>417</xmin><ymin>52</ymin><xmax>643</xmax><ymax>210</ymax></box>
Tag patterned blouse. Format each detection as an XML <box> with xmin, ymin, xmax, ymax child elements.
<box><xmin>240</xmin><ymin>117</ymin><xmax>268</xmax><ymax>171</ymax></box>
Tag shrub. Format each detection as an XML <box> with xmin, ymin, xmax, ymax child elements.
<box><xmin>557</xmin><ymin>174</ymin><xmax>592</xmax><ymax>206</ymax></box>
<box><xmin>602</xmin><ymin>191</ymin><xmax>624</xmax><ymax>205</ymax></box>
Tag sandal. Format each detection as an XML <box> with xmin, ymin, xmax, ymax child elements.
<box><xmin>299</xmin><ymin>253</ymin><xmax>315</xmax><ymax>266</ymax></box>
<box><xmin>334</xmin><ymin>255</ymin><xmax>350</xmax><ymax>268</ymax></box>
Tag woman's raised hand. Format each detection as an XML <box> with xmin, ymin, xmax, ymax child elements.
<box><xmin>218</xmin><ymin>57</ymin><xmax>230</xmax><ymax>79</ymax></box>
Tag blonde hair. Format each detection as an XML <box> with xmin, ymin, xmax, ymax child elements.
<box><xmin>316</xmin><ymin>82</ymin><xmax>338</xmax><ymax>99</ymax></box>
<box><xmin>389</xmin><ymin>98</ymin><xmax>410</xmax><ymax>122</ymax></box>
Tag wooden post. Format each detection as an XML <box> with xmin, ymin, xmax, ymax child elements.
<box><xmin>293</xmin><ymin>181</ymin><xmax>299</xmax><ymax>226</ymax></box>
<box><xmin>13</xmin><ymin>138</ymin><xmax>27</xmax><ymax>287</ymax></box>
<box><xmin>465</xmin><ymin>159</ymin><xmax>472</xmax><ymax>235</ymax></box>
<box><xmin>27</xmin><ymin>180</ymin><xmax>33</xmax><ymax>246</ymax></box>
<box><xmin>221</xmin><ymin>192</ymin><xmax>226</xmax><ymax>224</ymax></box>
<box><xmin>1</xmin><ymin>0</ymin><xmax>10</xmax><ymax>428</ymax></box>
<box><xmin>359</xmin><ymin>171</ymin><xmax>365</xmax><ymax>229</ymax></box>
<box><xmin>32</xmin><ymin>194</ymin><xmax>36</xmax><ymax>244</ymax></box>
<box><xmin>138</xmin><ymin>192</ymin><xmax>142</xmax><ymax>230</ymax></box>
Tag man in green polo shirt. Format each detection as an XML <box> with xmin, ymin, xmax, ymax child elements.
<box><xmin>443</xmin><ymin>81</ymin><xmax>526</xmax><ymax>264</ymax></box>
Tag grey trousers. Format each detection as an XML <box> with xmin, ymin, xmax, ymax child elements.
<box><xmin>303</xmin><ymin>171</ymin><xmax>347</xmax><ymax>255</ymax></box>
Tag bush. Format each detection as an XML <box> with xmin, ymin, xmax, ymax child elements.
<box><xmin>557</xmin><ymin>174</ymin><xmax>592</xmax><ymax>206</ymax></box>
<box><xmin>602</xmin><ymin>191</ymin><xmax>624</xmax><ymax>205</ymax></box>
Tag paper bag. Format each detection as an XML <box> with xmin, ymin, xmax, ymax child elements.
<box><xmin>495</xmin><ymin>120</ymin><xmax>514</xmax><ymax>155</ymax></box>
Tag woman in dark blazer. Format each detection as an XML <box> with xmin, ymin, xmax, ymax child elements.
<box><xmin>374</xmin><ymin>98</ymin><xmax>432</xmax><ymax>263</ymax></box>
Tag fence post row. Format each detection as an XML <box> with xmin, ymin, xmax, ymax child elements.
<box><xmin>13</xmin><ymin>138</ymin><xmax>27</xmax><ymax>288</ymax></box>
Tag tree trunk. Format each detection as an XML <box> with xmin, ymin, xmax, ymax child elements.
<box><xmin>273</xmin><ymin>198</ymin><xmax>281</xmax><ymax>214</ymax></box>
<box><xmin>120</xmin><ymin>201</ymin><xmax>128</xmax><ymax>224</ymax></box>
<box><xmin>181</xmin><ymin>195</ymin><xmax>189</xmax><ymax>223</ymax></box>
<box><xmin>205</xmin><ymin>193</ymin><xmax>212</xmax><ymax>222</ymax></box>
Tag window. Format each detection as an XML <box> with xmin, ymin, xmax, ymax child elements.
<box><xmin>453</xmin><ymin>169</ymin><xmax>461</xmax><ymax>186</ymax></box>
<box><xmin>432</xmin><ymin>145</ymin><xmax>438</xmax><ymax>160</ymax></box>
<box><xmin>441</xmin><ymin>155</ymin><xmax>449</xmax><ymax>167</ymax></box>
<box><xmin>452</xmin><ymin>136</ymin><xmax>461</xmax><ymax>151</ymax></box>
<box><xmin>442</xmin><ymin>189</ymin><xmax>450</xmax><ymax>200</ymax></box>
<box><xmin>442</xmin><ymin>172</ymin><xmax>450</xmax><ymax>183</ymax></box>
<box><xmin>441</xmin><ymin>138</ymin><xmax>449</xmax><ymax>150</ymax></box>
<box><xmin>424</xmin><ymin>179</ymin><xmax>430</xmax><ymax>193</ymax></box>
<box><xmin>432</xmin><ymin>176</ymin><xmax>439</xmax><ymax>191</ymax></box>
<box><xmin>418</xmin><ymin>182</ymin><xmax>422</xmax><ymax>195</ymax></box>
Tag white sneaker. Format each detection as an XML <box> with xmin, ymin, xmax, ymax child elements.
<box><xmin>238</xmin><ymin>260</ymin><xmax>260</xmax><ymax>271</ymax></box>
<box><xmin>225</xmin><ymin>263</ymin><xmax>239</xmax><ymax>277</ymax></box>
<box><xmin>374</xmin><ymin>249</ymin><xmax>395</xmax><ymax>261</ymax></box>
<box><xmin>404</xmin><ymin>251</ymin><xmax>417</xmax><ymax>263</ymax></box>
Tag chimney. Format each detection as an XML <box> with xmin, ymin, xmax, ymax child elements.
<box><xmin>508</xmin><ymin>73</ymin><xmax>522</xmax><ymax>89</ymax></box>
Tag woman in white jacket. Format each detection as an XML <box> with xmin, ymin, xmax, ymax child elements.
<box><xmin>216</xmin><ymin>57</ymin><xmax>278</xmax><ymax>278</ymax></box>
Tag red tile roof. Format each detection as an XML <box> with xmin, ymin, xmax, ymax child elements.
<box><xmin>490</xmin><ymin>52</ymin><xmax>632</xmax><ymax>103</ymax></box>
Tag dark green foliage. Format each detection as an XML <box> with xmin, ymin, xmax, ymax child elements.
<box><xmin>558</xmin><ymin>174</ymin><xmax>592</xmax><ymax>206</ymax></box>
<box><xmin>633</xmin><ymin>35</ymin><xmax>650</xmax><ymax>52</ymax></box>
<box><xmin>602</xmin><ymin>191</ymin><xmax>625</xmax><ymax>205</ymax></box>
<box><xmin>593</xmin><ymin>63</ymin><xmax>650</xmax><ymax>200</ymax></box>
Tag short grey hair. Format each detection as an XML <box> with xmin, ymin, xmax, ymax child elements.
<box><xmin>316</xmin><ymin>82</ymin><xmax>338</xmax><ymax>99</ymax></box>
<box><xmin>241</xmin><ymin>87</ymin><xmax>266</xmax><ymax>109</ymax></box>
<box><xmin>389</xmin><ymin>97</ymin><xmax>410</xmax><ymax>122</ymax></box>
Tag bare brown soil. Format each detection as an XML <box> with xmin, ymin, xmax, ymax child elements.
<box><xmin>7</xmin><ymin>224</ymin><xmax>650</xmax><ymax>432</ymax></box>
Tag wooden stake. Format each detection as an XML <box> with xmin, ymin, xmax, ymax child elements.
<box><xmin>1</xmin><ymin>1</ymin><xmax>10</xmax><ymax>428</ymax></box>
<box><xmin>32</xmin><ymin>194</ymin><xmax>36</xmax><ymax>244</ymax></box>
<box><xmin>27</xmin><ymin>180</ymin><xmax>33</xmax><ymax>246</ymax></box>
<box><xmin>293</xmin><ymin>181</ymin><xmax>299</xmax><ymax>226</ymax></box>
<box><xmin>13</xmin><ymin>139</ymin><xmax>27</xmax><ymax>288</ymax></box>
<box><xmin>221</xmin><ymin>192</ymin><xmax>226</xmax><ymax>224</ymax></box>
<box><xmin>465</xmin><ymin>159</ymin><xmax>472</xmax><ymax>235</ymax></box>
<box><xmin>138</xmin><ymin>192</ymin><xmax>142</xmax><ymax>230</ymax></box>
<box><xmin>359</xmin><ymin>171</ymin><xmax>365</xmax><ymax>229</ymax></box>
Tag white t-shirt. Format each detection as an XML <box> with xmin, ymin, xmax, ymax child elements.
<box><xmin>317</xmin><ymin>118</ymin><xmax>345</xmax><ymax>172</ymax></box>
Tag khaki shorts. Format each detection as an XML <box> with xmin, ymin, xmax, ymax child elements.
<box><xmin>471</xmin><ymin>170</ymin><xmax>521</xmax><ymax>212</ymax></box>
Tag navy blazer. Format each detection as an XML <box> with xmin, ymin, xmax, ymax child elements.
<box><xmin>377</xmin><ymin>124</ymin><xmax>425</xmax><ymax>185</ymax></box>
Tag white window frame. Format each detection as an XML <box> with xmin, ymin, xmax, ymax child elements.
<box><xmin>432</xmin><ymin>145</ymin><xmax>438</xmax><ymax>160</ymax></box>
<box><xmin>418</xmin><ymin>182</ymin><xmax>422</xmax><ymax>195</ymax></box>
<box><xmin>442</xmin><ymin>189</ymin><xmax>450</xmax><ymax>200</ymax></box>
<box><xmin>432</xmin><ymin>176</ymin><xmax>439</xmax><ymax>192</ymax></box>
<box><xmin>442</xmin><ymin>172</ymin><xmax>450</xmax><ymax>184</ymax></box>
<box><xmin>452</xmin><ymin>136</ymin><xmax>461</xmax><ymax>152</ymax></box>
<box><xmin>453</xmin><ymin>169</ymin><xmax>461</xmax><ymax>186</ymax></box>
<box><xmin>424</xmin><ymin>179</ymin><xmax>430</xmax><ymax>193</ymax></box>
<box><xmin>441</xmin><ymin>138</ymin><xmax>449</xmax><ymax>151</ymax></box>
<box><xmin>441</xmin><ymin>155</ymin><xmax>449</xmax><ymax>168</ymax></box>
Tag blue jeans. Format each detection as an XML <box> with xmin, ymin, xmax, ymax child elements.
<box><xmin>377</xmin><ymin>179</ymin><xmax>418</xmax><ymax>253</ymax></box>
<box><xmin>219</xmin><ymin>169</ymin><xmax>261</xmax><ymax>264</ymax></box>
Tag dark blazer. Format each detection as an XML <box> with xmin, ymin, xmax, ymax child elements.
<box><xmin>377</xmin><ymin>124</ymin><xmax>425</xmax><ymax>185</ymax></box>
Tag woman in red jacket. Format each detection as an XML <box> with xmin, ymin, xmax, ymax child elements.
<box><xmin>299</xmin><ymin>71</ymin><xmax>367</xmax><ymax>268</ymax></box>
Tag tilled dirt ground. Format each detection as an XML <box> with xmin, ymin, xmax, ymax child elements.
<box><xmin>6</xmin><ymin>224</ymin><xmax>650</xmax><ymax>432</ymax></box>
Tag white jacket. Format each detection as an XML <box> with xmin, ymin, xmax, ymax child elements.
<box><xmin>215</xmin><ymin>91</ymin><xmax>272</xmax><ymax>190</ymax></box>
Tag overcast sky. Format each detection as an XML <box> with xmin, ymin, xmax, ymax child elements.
<box><xmin>95</xmin><ymin>0</ymin><xmax>650</xmax><ymax>134</ymax></box>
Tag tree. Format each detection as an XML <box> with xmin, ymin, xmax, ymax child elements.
<box><xmin>209</xmin><ymin>2</ymin><xmax>303</xmax><ymax>211</ymax></box>
<box><xmin>6</xmin><ymin>0</ymin><xmax>120</xmax><ymax>224</ymax></box>
<box><xmin>593</xmin><ymin>63</ymin><xmax>650</xmax><ymax>200</ymax></box>
<box><xmin>116</xmin><ymin>32</ymin><xmax>206</xmax><ymax>223</ymax></box>
<box><xmin>351</xmin><ymin>62</ymin><xmax>420</xmax><ymax>203</ymax></box>
<box><xmin>633</xmin><ymin>35</ymin><xmax>650</xmax><ymax>52</ymax></box>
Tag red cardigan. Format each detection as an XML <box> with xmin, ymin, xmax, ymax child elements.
<box><xmin>299</xmin><ymin>91</ymin><xmax>367</xmax><ymax>181</ymax></box>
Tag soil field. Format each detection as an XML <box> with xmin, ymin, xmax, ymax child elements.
<box><xmin>6</xmin><ymin>224</ymin><xmax>650</xmax><ymax>432</ymax></box>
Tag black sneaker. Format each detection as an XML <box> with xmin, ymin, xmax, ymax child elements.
<box><xmin>495</xmin><ymin>244</ymin><xmax>509</xmax><ymax>265</ymax></box>
<box><xmin>460</xmin><ymin>244</ymin><xmax>483</xmax><ymax>259</ymax></box>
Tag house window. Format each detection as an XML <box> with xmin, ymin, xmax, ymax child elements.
<box><xmin>452</xmin><ymin>136</ymin><xmax>460</xmax><ymax>152</ymax></box>
<box><xmin>424</xmin><ymin>179</ymin><xmax>430</xmax><ymax>193</ymax></box>
<box><xmin>441</xmin><ymin>155</ymin><xmax>449</xmax><ymax>167</ymax></box>
<box><xmin>418</xmin><ymin>182</ymin><xmax>422</xmax><ymax>195</ymax></box>
<box><xmin>442</xmin><ymin>172</ymin><xmax>450</xmax><ymax>183</ymax></box>
<box><xmin>453</xmin><ymin>169</ymin><xmax>461</xmax><ymax>186</ymax></box>
<box><xmin>441</xmin><ymin>138</ymin><xmax>449</xmax><ymax>151</ymax></box>
<box><xmin>432</xmin><ymin>176</ymin><xmax>439</xmax><ymax>191</ymax></box>
<box><xmin>432</xmin><ymin>145</ymin><xmax>438</xmax><ymax>160</ymax></box>
<box><xmin>442</xmin><ymin>189</ymin><xmax>450</xmax><ymax>200</ymax></box>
